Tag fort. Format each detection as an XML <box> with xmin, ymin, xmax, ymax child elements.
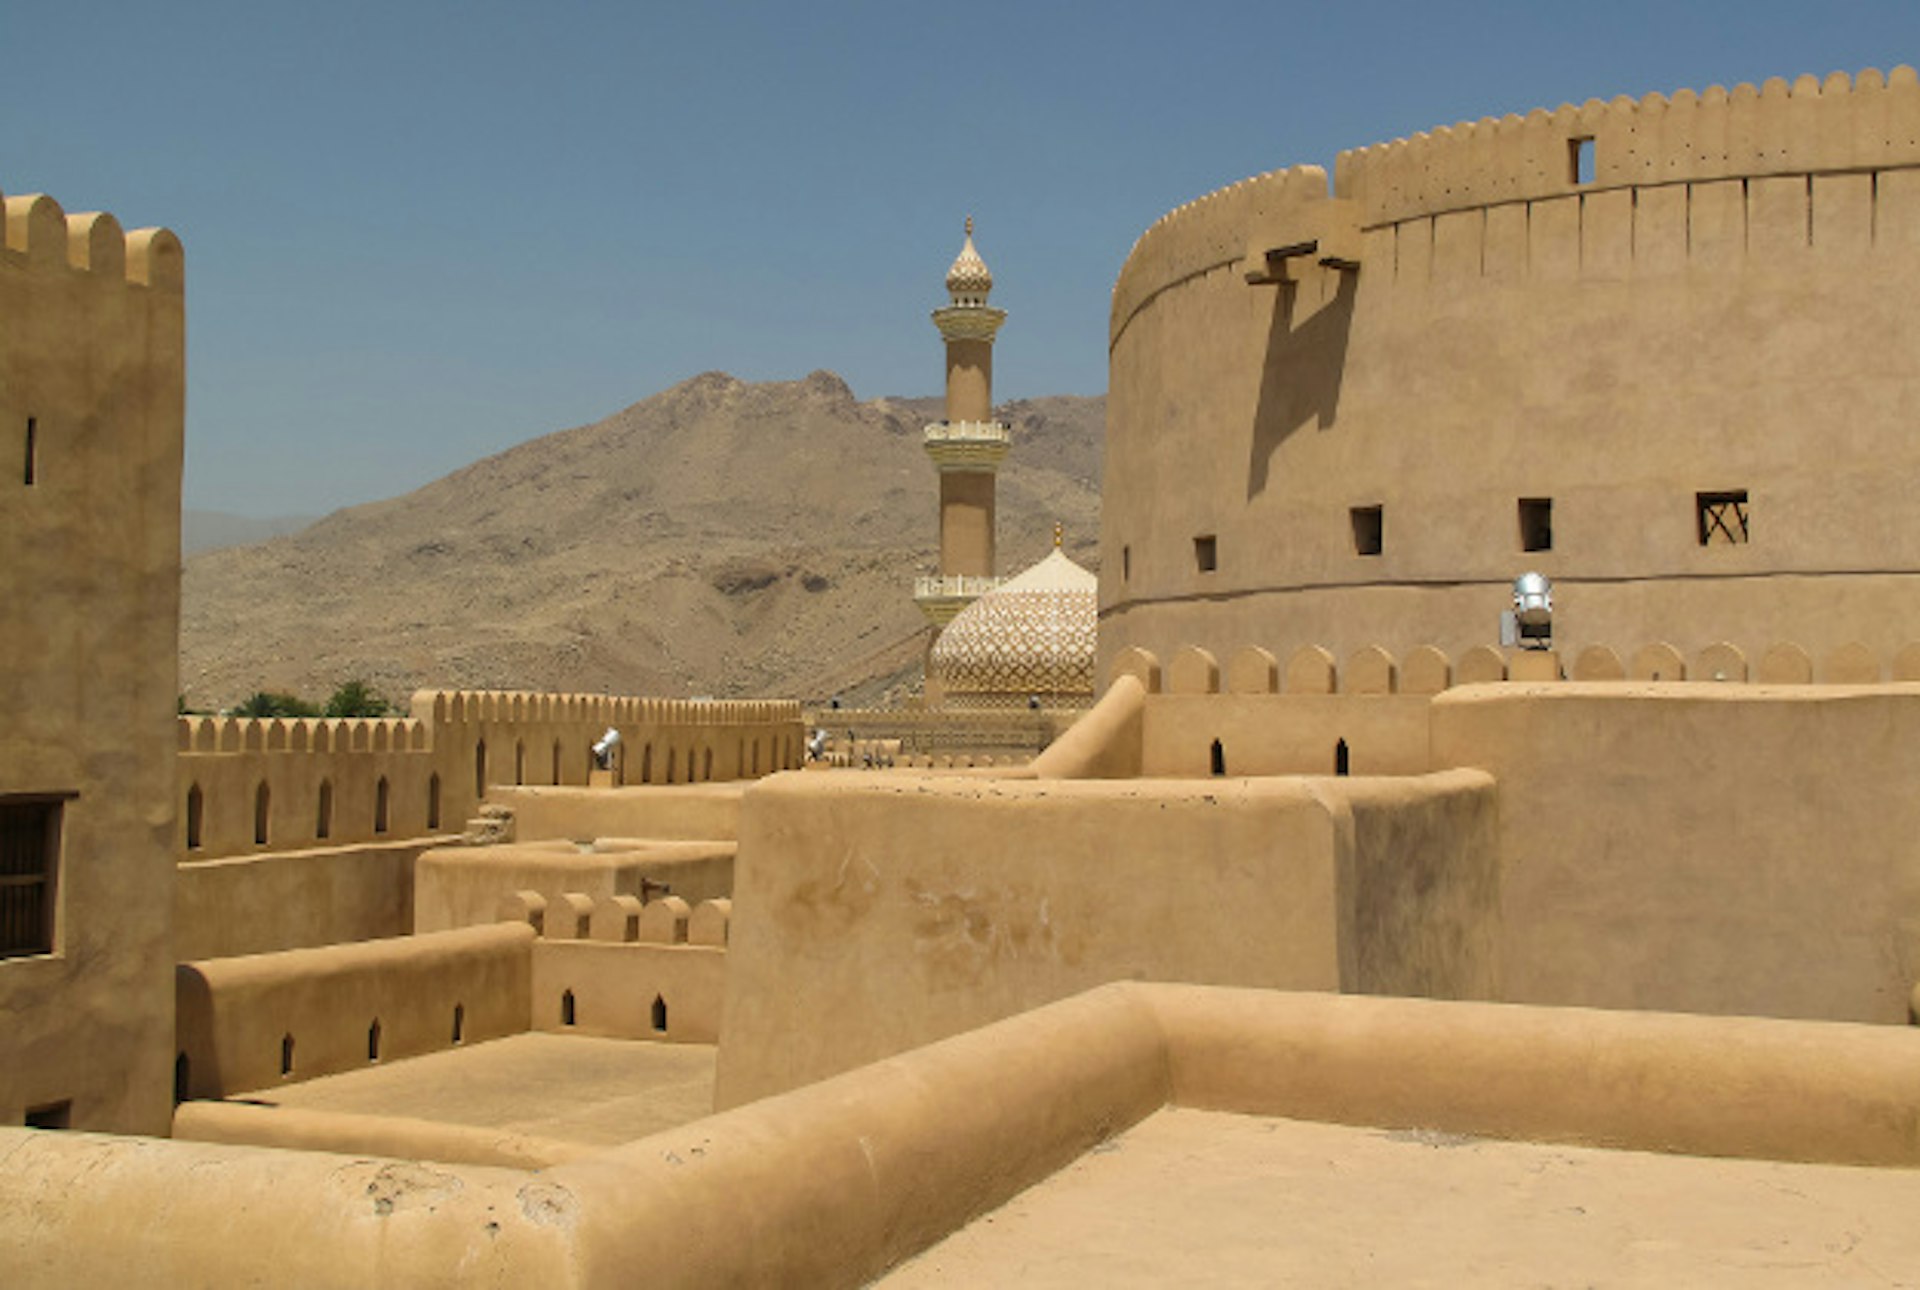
<box><xmin>7</xmin><ymin>68</ymin><xmax>1920</xmax><ymax>1287</ymax></box>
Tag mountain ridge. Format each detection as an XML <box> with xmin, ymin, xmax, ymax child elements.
<box><xmin>181</xmin><ymin>371</ymin><xmax>1103</xmax><ymax>709</ymax></box>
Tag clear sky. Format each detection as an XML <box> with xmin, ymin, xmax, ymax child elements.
<box><xmin>6</xmin><ymin>1</ymin><xmax>1919</xmax><ymax>516</ymax></box>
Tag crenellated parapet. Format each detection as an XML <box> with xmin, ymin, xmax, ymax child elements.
<box><xmin>1337</xmin><ymin>67</ymin><xmax>1920</xmax><ymax>229</ymax></box>
<box><xmin>511</xmin><ymin>890</ymin><xmax>731</xmax><ymax>1042</ymax></box>
<box><xmin>1110</xmin><ymin>165</ymin><xmax>1338</xmax><ymax>348</ymax></box>
<box><xmin>2</xmin><ymin>187</ymin><xmax>183</xmax><ymax>291</ymax></box>
<box><xmin>1108</xmin><ymin>637</ymin><xmax>1920</xmax><ymax>698</ymax></box>
<box><xmin>177</xmin><ymin>688</ymin><xmax>805</xmax><ymax>860</ymax></box>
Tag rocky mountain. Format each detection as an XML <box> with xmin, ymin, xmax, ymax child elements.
<box><xmin>180</xmin><ymin>372</ymin><xmax>1103</xmax><ymax>710</ymax></box>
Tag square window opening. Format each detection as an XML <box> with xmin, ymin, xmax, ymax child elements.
<box><xmin>1350</xmin><ymin>506</ymin><xmax>1383</xmax><ymax>557</ymax></box>
<box><xmin>0</xmin><ymin>796</ymin><xmax>65</xmax><ymax>959</ymax></box>
<box><xmin>1193</xmin><ymin>535</ymin><xmax>1217</xmax><ymax>574</ymax></box>
<box><xmin>1697</xmin><ymin>490</ymin><xmax>1749</xmax><ymax>546</ymax></box>
<box><xmin>1569</xmin><ymin>136</ymin><xmax>1595</xmax><ymax>185</ymax></box>
<box><xmin>1519</xmin><ymin>497</ymin><xmax>1554</xmax><ymax>553</ymax></box>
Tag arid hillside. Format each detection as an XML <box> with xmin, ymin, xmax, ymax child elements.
<box><xmin>181</xmin><ymin>372</ymin><xmax>1102</xmax><ymax>709</ymax></box>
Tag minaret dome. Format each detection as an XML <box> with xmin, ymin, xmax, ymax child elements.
<box><xmin>945</xmin><ymin>216</ymin><xmax>995</xmax><ymax>305</ymax></box>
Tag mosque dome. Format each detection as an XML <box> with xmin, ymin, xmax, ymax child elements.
<box><xmin>930</xmin><ymin>540</ymin><xmax>1097</xmax><ymax>707</ymax></box>
<box><xmin>945</xmin><ymin>217</ymin><xmax>995</xmax><ymax>304</ymax></box>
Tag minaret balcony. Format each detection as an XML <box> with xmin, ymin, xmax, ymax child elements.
<box><xmin>931</xmin><ymin>304</ymin><xmax>1007</xmax><ymax>342</ymax></box>
<box><xmin>914</xmin><ymin>573</ymin><xmax>1004</xmax><ymax>625</ymax></box>
<box><xmin>923</xmin><ymin>420</ymin><xmax>1011</xmax><ymax>471</ymax></box>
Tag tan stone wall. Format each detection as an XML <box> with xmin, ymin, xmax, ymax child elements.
<box><xmin>1433</xmin><ymin>683</ymin><xmax>1920</xmax><ymax>1023</ymax></box>
<box><xmin>1102</xmin><ymin>69</ymin><xmax>1920</xmax><ymax>680</ymax></box>
<box><xmin>489</xmin><ymin>782</ymin><xmax>745</xmax><ymax>843</ymax></box>
<box><xmin>1141</xmin><ymin>694</ymin><xmax>1431</xmax><ymax>777</ymax></box>
<box><xmin>174</xmin><ymin>838</ymin><xmax>424</xmax><ymax>959</ymax></box>
<box><xmin>175</xmin><ymin>922</ymin><xmax>534</xmax><ymax>1099</ymax></box>
<box><xmin>714</xmin><ymin>769</ymin><xmax>1496</xmax><ymax>1107</ymax></box>
<box><xmin>414</xmin><ymin>838</ymin><xmax>733</xmax><ymax>933</ymax></box>
<box><xmin>13</xmin><ymin>985</ymin><xmax>1920</xmax><ymax>1287</ymax></box>
<box><xmin>531</xmin><ymin>937</ymin><xmax>726</xmax><ymax>1043</ymax></box>
<box><xmin>0</xmin><ymin>187</ymin><xmax>183</xmax><ymax>1134</ymax></box>
<box><xmin>177</xmin><ymin>715</ymin><xmax>441</xmax><ymax>858</ymax></box>
<box><xmin>175</xmin><ymin>691</ymin><xmax>803</xmax><ymax>861</ymax></box>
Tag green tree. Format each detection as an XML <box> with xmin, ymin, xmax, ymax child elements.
<box><xmin>234</xmin><ymin>691</ymin><xmax>320</xmax><ymax>718</ymax></box>
<box><xmin>324</xmin><ymin>679</ymin><xmax>391</xmax><ymax>718</ymax></box>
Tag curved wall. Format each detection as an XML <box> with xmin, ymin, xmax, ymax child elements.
<box><xmin>1102</xmin><ymin>68</ymin><xmax>1920</xmax><ymax>673</ymax></box>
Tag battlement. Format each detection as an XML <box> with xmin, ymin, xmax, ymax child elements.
<box><xmin>500</xmin><ymin>889</ymin><xmax>732</xmax><ymax>947</ymax></box>
<box><xmin>1337</xmin><ymin>66</ymin><xmax>1920</xmax><ymax>229</ymax></box>
<box><xmin>176</xmin><ymin>687</ymin><xmax>805</xmax><ymax>860</ymax></box>
<box><xmin>1113</xmin><ymin>66</ymin><xmax>1920</xmax><ymax>347</ymax></box>
<box><xmin>1</xmin><ymin>187</ymin><xmax>182</xmax><ymax>290</ymax></box>
<box><xmin>410</xmin><ymin>687</ymin><xmax>800</xmax><ymax>728</ymax></box>
<box><xmin>1110</xmin><ymin>636</ymin><xmax>1920</xmax><ymax>700</ymax></box>
<box><xmin>1111</xmin><ymin>165</ymin><xmax>1328</xmax><ymax>344</ymax></box>
<box><xmin>177</xmin><ymin>714</ymin><xmax>429</xmax><ymax>754</ymax></box>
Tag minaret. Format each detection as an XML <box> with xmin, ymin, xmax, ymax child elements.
<box><xmin>915</xmin><ymin>217</ymin><xmax>1010</xmax><ymax>628</ymax></box>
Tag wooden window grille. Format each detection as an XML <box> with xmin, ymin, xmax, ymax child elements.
<box><xmin>0</xmin><ymin>796</ymin><xmax>67</xmax><ymax>958</ymax></box>
<box><xmin>1697</xmin><ymin>491</ymin><xmax>1749</xmax><ymax>545</ymax></box>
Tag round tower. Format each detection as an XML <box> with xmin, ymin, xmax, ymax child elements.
<box><xmin>915</xmin><ymin>218</ymin><xmax>1010</xmax><ymax>628</ymax></box>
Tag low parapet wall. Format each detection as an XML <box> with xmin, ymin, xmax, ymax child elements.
<box><xmin>12</xmin><ymin>985</ymin><xmax>1920</xmax><ymax>1288</ymax></box>
<box><xmin>175</xmin><ymin>837</ymin><xmax>438</xmax><ymax>960</ymax></box>
<box><xmin>509</xmin><ymin>890</ymin><xmax>731</xmax><ymax>1043</ymax></box>
<box><xmin>716</xmin><ymin>769</ymin><xmax>1498</xmax><ymax>1107</ymax></box>
<box><xmin>175</xmin><ymin>922</ymin><xmax>534</xmax><ymax>1099</ymax></box>
<box><xmin>488</xmin><ymin>783</ymin><xmax>746</xmax><ymax>843</ymax></box>
<box><xmin>178</xmin><ymin>893</ymin><xmax>732</xmax><ymax>1103</ymax></box>
<box><xmin>414</xmin><ymin>837</ymin><xmax>733</xmax><ymax>933</ymax></box>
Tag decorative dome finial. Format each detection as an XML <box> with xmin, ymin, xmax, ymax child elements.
<box><xmin>946</xmin><ymin>218</ymin><xmax>994</xmax><ymax>304</ymax></box>
<box><xmin>1054</xmin><ymin>521</ymin><xmax>1063</xmax><ymax>548</ymax></box>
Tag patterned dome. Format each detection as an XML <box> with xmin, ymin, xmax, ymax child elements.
<box><xmin>945</xmin><ymin>217</ymin><xmax>994</xmax><ymax>303</ymax></box>
<box><xmin>931</xmin><ymin>546</ymin><xmax>1097</xmax><ymax>706</ymax></box>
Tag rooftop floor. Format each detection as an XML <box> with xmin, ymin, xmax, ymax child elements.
<box><xmin>252</xmin><ymin>1032</ymin><xmax>716</xmax><ymax>1146</ymax></box>
<box><xmin>880</xmin><ymin>1108</ymin><xmax>1920</xmax><ymax>1287</ymax></box>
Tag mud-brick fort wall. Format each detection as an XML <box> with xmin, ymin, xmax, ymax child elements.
<box><xmin>1102</xmin><ymin>68</ymin><xmax>1920</xmax><ymax>677</ymax></box>
<box><xmin>176</xmin><ymin>690</ymin><xmax>805</xmax><ymax>860</ymax></box>
<box><xmin>0</xmin><ymin>187</ymin><xmax>185</xmax><ymax>1135</ymax></box>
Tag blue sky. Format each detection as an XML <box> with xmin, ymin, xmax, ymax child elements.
<box><xmin>6</xmin><ymin>1</ymin><xmax>1919</xmax><ymax>516</ymax></box>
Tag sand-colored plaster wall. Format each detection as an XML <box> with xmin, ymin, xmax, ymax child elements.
<box><xmin>175</xmin><ymin>837</ymin><xmax>432</xmax><ymax>959</ymax></box>
<box><xmin>1433</xmin><ymin>683</ymin><xmax>1920</xmax><ymax>1022</ymax></box>
<box><xmin>176</xmin><ymin>922</ymin><xmax>534</xmax><ymax>1098</ymax></box>
<box><xmin>1154</xmin><ymin>986</ymin><xmax>1920</xmax><ymax>1167</ymax></box>
<box><xmin>10</xmin><ymin>985</ymin><xmax>1920</xmax><ymax>1287</ymax></box>
<box><xmin>1102</xmin><ymin>69</ymin><xmax>1920</xmax><ymax>680</ymax></box>
<box><xmin>491</xmin><ymin>782</ymin><xmax>744</xmax><ymax>843</ymax></box>
<box><xmin>177</xmin><ymin>717</ymin><xmax>436</xmax><ymax>858</ymax></box>
<box><xmin>1028</xmin><ymin>673</ymin><xmax>1144</xmax><ymax>778</ymax></box>
<box><xmin>414</xmin><ymin>838</ymin><xmax>733</xmax><ymax>933</ymax></box>
<box><xmin>173</xmin><ymin>1100</ymin><xmax>589</xmax><ymax>1170</ymax></box>
<box><xmin>1335</xmin><ymin>771</ymin><xmax>1501</xmax><ymax>999</ymax></box>
<box><xmin>531</xmin><ymin>940</ymin><xmax>726</xmax><ymax>1042</ymax></box>
<box><xmin>0</xmin><ymin>188</ymin><xmax>183</xmax><ymax>1134</ymax></box>
<box><xmin>714</xmin><ymin>770</ymin><xmax>1497</xmax><ymax>1107</ymax></box>
<box><xmin>1141</xmin><ymin>693</ymin><xmax>1431</xmax><ymax>777</ymax></box>
<box><xmin>175</xmin><ymin>694</ymin><xmax>800</xmax><ymax>861</ymax></box>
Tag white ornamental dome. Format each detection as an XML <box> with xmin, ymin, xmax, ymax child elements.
<box><xmin>930</xmin><ymin>545</ymin><xmax>1097</xmax><ymax>707</ymax></box>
